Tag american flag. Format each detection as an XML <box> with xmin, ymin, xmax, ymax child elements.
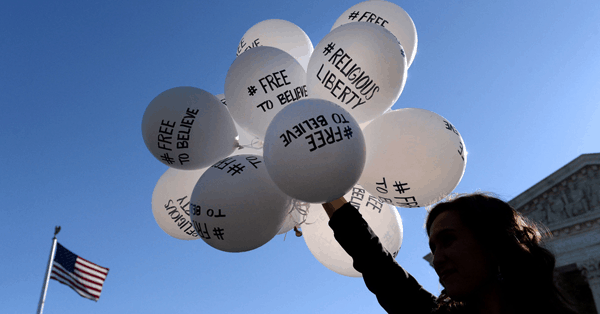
<box><xmin>50</xmin><ymin>242</ymin><xmax>109</xmax><ymax>301</ymax></box>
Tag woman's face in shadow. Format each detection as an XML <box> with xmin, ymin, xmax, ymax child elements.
<box><xmin>429</xmin><ymin>210</ymin><xmax>497</xmax><ymax>300</ymax></box>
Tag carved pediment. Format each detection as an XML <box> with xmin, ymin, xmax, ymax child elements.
<box><xmin>509</xmin><ymin>154</ymin><xmax>600</xmax><ymax>236</ymax></box>
<box><xmin>519</xmin><ymin>165</ymin><xmax>600</xmax><ymax>225</ymax></box>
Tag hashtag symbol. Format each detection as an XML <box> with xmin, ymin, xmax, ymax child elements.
<box><xmin>213</xmin><ymin>227</ymin><xmax>225</xmax><ymax>240</ymax></box>
<box><xmin>343</xmin><ymin>126</ymin><xmax>353</xmax><ymax>139</ymax></box>
<box><xmin>227</xmin><ymin>163</ymin><xmax>245</xmax><ymax>176</ymax></box>
<box><xmin>160</xmin><ymin>153</ymin><xmax>175</xmax><ymax>165</ymax></box>
<box><xmin>348</xmin><ymin>11</ymin><xmax>359</xmax><ymax>20</ymax></box>
<box><xmin>444</xmin><ymin>120</ymin><xmax>459</xmax><ymax>135</ymax></box>
<box><xmin>393</xmin><ymin>181</ymin><xmax>410</xmax><ymax>194</ymax></box>
<box><xmin>323</xmin><ymin>42</ymin><xmax>335</xmax><ymax>56</ymax></box>
<box><xmin>247</xmin><ymin>85</ymin><xmax>257</xmax><ymax>96</ymax></box>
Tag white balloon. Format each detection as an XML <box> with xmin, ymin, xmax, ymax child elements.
<box><xmin>152</xmin><ymin>168</ymin><xmax>206</xmax><ymax>240</ymax></box>
<box><xmin>302</xmin><ymin>185</ymin><xmax>403</xmax><ymax>277</ymax></box>
<box><xmin>359</xmin><ymin>107</ymin><xmax>390</xmax><ymax>130</ymax></box>
<box><xmin>142</xmin><ymin>87</ymin><xmax>239</xmax><ymax>170</ymax></box>
<box><xmin>215</xmin><ymin>94</ymin><xmax>264</xmax><ymax>156</ymax></box>
<box><xmin>307</xmin><ymin>22</ymin><xmax>407</xmax><ymax>124</ymax></box>
<box><xmin>358</xmin><ymin>109</ymin><xmax>467</xmax><ymax>208</ymax></box>
<box><xmin>190</xmin><ymin>154</ymin><xmax>293</xmax><ymax>252</ymax></box>
<box><xmin>263</xmin><ymin>98</ymin><xmax>366</xmax><ymax>203</ymax></box>
<box><xmin>332</xmin><ymin>0</ymin><xmax>418</xmax><ymax>68</ymax></box>
<box><xmin>236</xmin><ymin>19</ymin><xmax>314</xmax><ymax>70</ymax></box>
<box><xmin>225</xmin><ymin>46</ymin><xmax>308</xmax><ymax>140</ymax></box>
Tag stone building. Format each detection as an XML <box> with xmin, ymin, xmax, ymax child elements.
<box><xmin>424</xmin><ymin>153</ymin><xmax>600</xmax><ymax>313</ymax></box>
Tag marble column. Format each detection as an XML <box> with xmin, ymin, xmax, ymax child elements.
<box><xmin>581</xmin><ymin>258</ymin><xmax>600</xmax><ymax>314</ymax></box>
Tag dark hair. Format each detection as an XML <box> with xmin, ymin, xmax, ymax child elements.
<box><xmin>425</xmin><ymin>192</ymin><xmax>577</xmax><ymax>314</ymax></box>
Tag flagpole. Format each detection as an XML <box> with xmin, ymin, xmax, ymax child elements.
<box><xmin>37</xmin><ymin>226</ymin><xmax>61</xmax><ymax>314</ymax></box>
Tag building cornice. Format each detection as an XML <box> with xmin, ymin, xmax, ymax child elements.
<box><xmin>509</xmin><ymin>153</ymin><xmax>600</xmax><ymax>210</ymax></box>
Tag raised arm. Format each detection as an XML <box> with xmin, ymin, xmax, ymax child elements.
<box><xmin>323</xmin><ymin>198</ymin><xmax>437</xmax><ymax>314</ymax></box>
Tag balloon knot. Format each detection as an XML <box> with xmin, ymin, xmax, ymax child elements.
<box><xmin>294</xmin><ymin>226</ymin><xmax>302</xmax><ymax>237</ymax></box>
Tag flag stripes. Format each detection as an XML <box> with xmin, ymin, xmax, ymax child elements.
<box><xmin>51</xmin><ymin>265</ymin><xmax>99</xmax><ymax>300</ymax></box>
<box><xmin>50</xmin><ymin>242</ymin><xmax>109</xmax><ymax>301</ymax></box>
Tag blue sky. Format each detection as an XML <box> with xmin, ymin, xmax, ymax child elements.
<box><xmin>1</xmin><ymin>0</ymin><xmax>599</xmax><ymax>313</ymax></box>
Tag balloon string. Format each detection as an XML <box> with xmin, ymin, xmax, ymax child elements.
<box><xmin>280</xmin><ymin>200</ymin><xmax>311</xmax><ymax>240</ymax></box>
<box><xmin>288</xmin><ymin>199</ymin><xmax>311</xmax><ymax>237</ymax></box>
<box><xmin>236</xmin><ymin>138</ymin><xmax>264</xmax><ymax>150</ymax></box>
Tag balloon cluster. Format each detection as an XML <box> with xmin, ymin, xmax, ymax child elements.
<box><xmin>141</xmin><ymin>1</ymin><xmax>467</xmax><ymax>275</ymax></box>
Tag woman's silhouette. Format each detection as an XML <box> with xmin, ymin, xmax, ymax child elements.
<box><xmin>323</xmin><ymin>192</ymin><xmax>577</xmax><ymax>314</ymax></box>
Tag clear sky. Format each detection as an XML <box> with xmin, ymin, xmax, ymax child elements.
<box><xmin>1</xmin><ymin>0</ymin><xmax>599</xmax><ymax>313</ymax></box>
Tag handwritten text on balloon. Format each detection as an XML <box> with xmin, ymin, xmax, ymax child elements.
<box><xmin>236</xmin><ymin>37</ymin><xmax>261</xmax><ymax>57</ymax></box>
<box><xmin>376</xmin><ymin>177</ymin><xmax>420</xmax><ymax>208</ymax></box>
<box><xmin>444</xmin><ymin>120</ymin><xmax>465</xmax><ymax>161</ymax></box>
<box><xmin>163</xmin><ymin>196</ymin><xmax>198</xmax><ymax>237</ymax></box>
<box><xmin>279</xmin><ymin>113</ymin><xmax>355</xmax><ymax>152</ymax></box>
<box><xmin>315</xmin><ymin>43</ymin><xmax>380</xmax><ymax>110</ymax></box>
<box><xmin>191</xmin><ymin>204</ymin><xmax>227</xmax><ymax>241</ymax></box>
<box><xmin>156</xmin><ymin>107</ymin><xmax>200</xmax><ymax>166</ymax></box>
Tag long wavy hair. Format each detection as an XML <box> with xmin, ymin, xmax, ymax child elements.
<box><xmin>425</xmin><ymin>192</ymin><xmax>578</xmax><ymax>314</ymax></box>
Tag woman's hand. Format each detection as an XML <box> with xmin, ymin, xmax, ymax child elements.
<box><xmin>322</xmin><ymin>197</ymin><xmax>348</xmax><ymax>218</ymax></box>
